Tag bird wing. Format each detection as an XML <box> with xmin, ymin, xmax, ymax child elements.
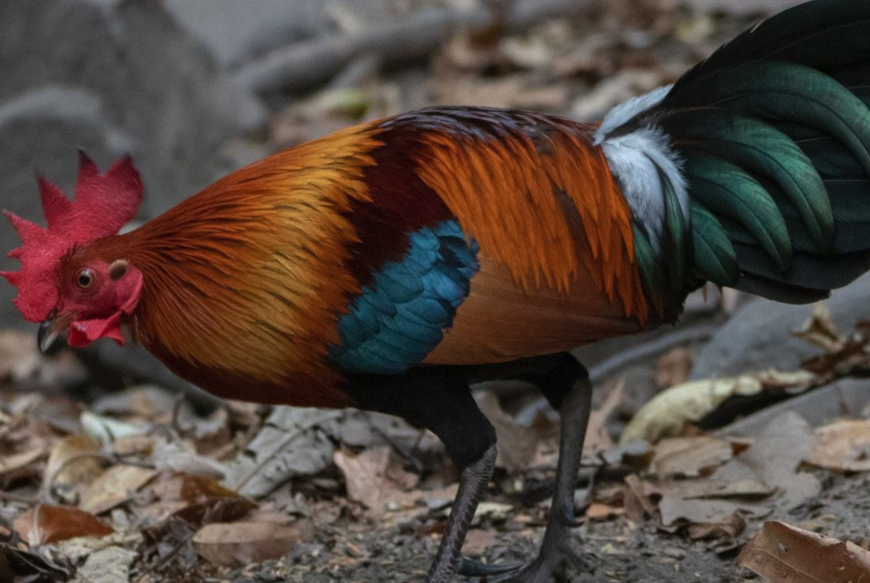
<box><xmin>331</xmin><ymin>107</ymin><xmax>653</xmax><ymax>371</ymax></box>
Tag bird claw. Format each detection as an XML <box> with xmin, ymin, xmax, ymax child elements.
<box><xmin>475</xmin><ymin>529</ymin><xmax>588</xmax><ymax>583</ymax></box>
<box><xmin>458</xmin><ymin>557</ymin><xmax>522</xmax><ymax>577</ymax></box>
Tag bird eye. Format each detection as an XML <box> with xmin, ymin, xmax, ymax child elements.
<box><xmin>75</xmin><ymin>268</ymin><xmax>96</xmax><ymax>290</ymax></box>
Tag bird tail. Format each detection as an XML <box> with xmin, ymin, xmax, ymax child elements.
<box><xmin>598</xmin><ymin>0</ymin><xmax>870</xmax><ymax>306</ymax></box>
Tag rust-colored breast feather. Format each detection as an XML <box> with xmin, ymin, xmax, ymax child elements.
<box><xmin>379</xmin><ymin>109</ymin><xmax>651</xmax><ymax>365</ymax></box>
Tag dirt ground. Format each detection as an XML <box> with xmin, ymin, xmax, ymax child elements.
<box><xmin>208</xmin><ymin>472</ymin><xmax>870</xmax><ymax>583</ymax></box>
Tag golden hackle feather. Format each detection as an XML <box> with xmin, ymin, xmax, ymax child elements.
<box><xmin>82</xmin><ymin>124</ymin><xmax>385</xmax><ymax>406</ymax></box>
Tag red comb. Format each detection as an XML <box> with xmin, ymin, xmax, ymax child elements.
<box><xmin>2</xmin><ymin>151</ymin><xmax>143</xmax><ymax>322</ymax></box>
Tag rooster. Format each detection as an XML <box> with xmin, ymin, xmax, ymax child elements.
<box><xmin>4</xmin><ymin>0</ymin><xmax>870</xmax><ymax>580</ymax></box>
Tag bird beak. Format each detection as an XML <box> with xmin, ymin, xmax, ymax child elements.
<box><xmin>37</xmin><ymin>313</ymin><xmax>62</xmax><ymax>355</ymax></box>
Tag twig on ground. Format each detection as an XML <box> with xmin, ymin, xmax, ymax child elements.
<box><xmin>234</xmin><ymin>0</ymin><xmax>595</xmax><ymax>94</ymax></box>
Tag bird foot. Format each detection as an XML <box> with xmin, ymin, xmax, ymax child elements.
<box><xmin>459</xmin><ymin>524</ymin><xmax>587</xmax><ymax>583</ymax></box>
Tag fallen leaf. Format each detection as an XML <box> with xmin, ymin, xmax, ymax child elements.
<box><xmin>806</xmin><ymin>419</ymin><xmax>870</xmax><ymax>472</ymax></box>
<box><xmin>686</xmin><ymin>514</ymin><xmax>745</xmax><ymax>541</ymax></box>
<box><xmin>152</xmin><ymin>438</ymin><xmax>226</xmax><ymax>479</ymax></box>
<box><xmin>475</xmin><ymin>391</ymin><xmax>543</xmax><ymax>472</ymax></box>
<box><xmin>738</xmin><ymin>521</ymin><xmax>870</xmax><ymax>582</ymax></box>
<box><xmin>792</xmin><ymin>303</ymin><xmax>843</xmax><ymax>353</ymax></box>
<box><xmin>79</xmin><ymin>465</ymin><xmax>158</xmax><ymax>515</ymax></box>
<box><xmin>334</xmin><ymin>446</ymin><xmax>391</xmax><ymax>511</ymax></box>
<box><xmin>42</xmin><ymin>435</ymin><xmax>102</xmax><ymax>502</ymax></box>
<box><xmin>462</xmin><ymin>529</ymin><xmax>496</xmax><ymax>555</ymax></box>
<box><xmin>586</xmin><ymin>503</ymin><xmax>625</xmax><ymax>521</ymax></box>
<box><xmin>474</xmin><ymin>502</ymin><xmax>513</xmax><ymax>523</ymax></box>
<box><xmin>80</xmin><ymin>412</ymin><xmax>148</xmax><ymax>447</ymax></box>
<box><xmin>0</xmin><ymin>447</ymin><xmax>46</xmax><ymax>480</ymax></box>
<box><xmin>15</xmin><ymin>504</ymin><xmax>113</xmax><ymax>545</ymax></box>
<box><xmin>224</xmin><ymin>408</ymin><xmax>340</xmax><ymax>498</ymax></box>
<box><xmin>739</xmin><ymin>412</ymin><xmax>820</xmax><ymax>511</ymax></box>
<box><xmin>621</xmin><ymin>376</ymin><xmax>763</xmax><ymax>444</ymax></box>
<box><xmin>0</xmin><ymin>541</ymin><xmax>71</xmax><ymax>582</ymax></box>
<box><xmin>140</xmin><ymin>472</ymin><xmax>256</xmax><ymax>525</ymax></box>
<box><xmin>91</xmin><ymin>385</ymin><xmax>178</xmax><ymax>420</ymax></box>
<box><xmin>657</xmin><ymin>496</ymin><xmax>743</xmax><ymax>530</ymax></box>
<box><xmin>70</xmin><ymin>545</ymin><xmax>137</xmax><ymax>583</ymax></box>
<box><xmin>651</xmin><ymin>436</ymin><xmax>734</xmax><ymax>478</ymax></box>
<box><xmin>584</xmin><ymin>380</ymin><xmax>624</xmax><ymax>454</ymax></box>
<box><xmin>657</xmin><ymin>477</ymin><xmax>772</xmax><ymax>500</ymax></box>
<box><xmin>193</xmin><ymin>521</ymin><xmax>310</xmax><ymax>566</ymax></box>
<box><xmin>623</xmin><ymin>474</ymin><xmax>657</xmax><ymax>521</ymax></box>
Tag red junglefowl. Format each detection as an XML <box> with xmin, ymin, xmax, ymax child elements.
<box><xmin>5</xmin><ymin>0</ymin><xmax>870</xmax><ymax>580</ymax></box>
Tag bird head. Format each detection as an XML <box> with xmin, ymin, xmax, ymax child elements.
<box><xmin>2</xmin><ymin>151</ymin><xmax>145</xmax><ymax>353</ymax></box>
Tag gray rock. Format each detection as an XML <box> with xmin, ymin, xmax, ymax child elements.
<box><xmin>691</xmin><ymin>272</ymin><xmax>870</xmax><ymax>379</ymax></box>
<box><xmin>162</xmin><ymin>0</ymin><xmax>402</xmax><ymax>70</ymax></box>
<box><xmin>163</xmin><ymin>0</ymin><xmax>331</xmax><ymax>68</ymax></box>
<box><xmin>0</xmin><ymin>0</ymin><xmax>270</xmax><ymax>328</ymax></box>
<box><xmin>0</xmin><ymin>0</ymin><xmax>267</xmax><ymax>217</ymax></box>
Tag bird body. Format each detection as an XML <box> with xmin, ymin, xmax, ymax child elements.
<box><xmin>6</xmin><ymin>0</ymin><xmax>870</xmax><ymax>580</ymax></box>
<box><xmin>80</xmin><ymin>108</ymin><xmax>656</xmax><ymax>407</ymax></box>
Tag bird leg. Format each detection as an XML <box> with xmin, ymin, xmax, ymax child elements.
<box><xmin>344</xmin><ymin>367</ymin><xmax>498</xmax><ymax>583</ymax></box>
<box><xmin>459</xmin><ymin>354</ymin><xmax>593</xmax><ymax>582</ymax></box>
<box><xmin>426</xmin><ymin>443</ymin><xmax>497</xmax><ymax>583</ymax></box>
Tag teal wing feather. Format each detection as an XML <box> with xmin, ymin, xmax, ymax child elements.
<box><xmin>330</xmin><ymin>221</ymin><xmax>479</xmax><ymax>375</ymax></box>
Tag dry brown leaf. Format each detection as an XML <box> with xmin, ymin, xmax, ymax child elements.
<box><xmin>792</xmin><ymin>303</ymin><xmax>843</xmax><ymax>353</ymax></box>
<box><xmin>474</xmin><ymin>391</ymin><xmax>543</xmax><ymax>472</ymax></box>
<box><xmin>657</xmin><ymin>477</ymin><xmax>772</xmax><ymax>500</ymax></box>
<box><xmin>0</xmin><ymin>541</ymin><xmax>71</xmax><ymax>582</ymax></box>
<box><xmin>739</xmin><ymin>412</ymin><xmax>820</xmax><ymax>511</ymax></box>
<box><xmin>137</xmin><ymin>472</ymin><xmax>256</xmax><ymax>527</ymax></box>
<box><xmin>43</xmin><ymin>435</ymin><xmax>102</xmax><ymax>502</ymax></box>
<box><xmin>15</xmin><ymin>504</ymin><xmax>113</xmax><ymax>545</ymax></box>
<box><xmin>71</xmin><ymin>545</ymin><xmax>138</xmax><ymax>583</ymax></box>
<box><xmin>584</xmin><ymin>380</ymin><xmax>624</xmax><ymax>454</ymax></box>
<box><xmin>651</xmin><ymin>436</ymin><xmax>734</xmax><ymax>478</ymax></box>
<box><xmin>686</xmin><ymin>514</ymin><xmax>745</xmax><ymax>541</ymax></box>
<box><xmin>623</xmin><ymin>474</ymin><xmax>657</xmax><ymax>521</ymax></box>
<box><xmin>738</xmin><ymin>521</ymin><xmax>870</xmax><ymax>582</ymax></box>
<box><xmin>334</xmin><ymin>446</ymin><xmax>392</xmax><ymax>511</ymax></box>
<box><xmin>585</xmin><ymin>503</ymin><xmax>625</xmax><ymax>521</ymax></box>
<box><xmin>806</xmin><ymin>419</ymin><xmax>870</xmax><ymax>472</ymax></box>
<box><xmin>79</xmin><ymin>465</ymin><xmax>158</xmax><ymax>515</ymax></box>
<box><xmin>193</xmin><ymin>520</ymin><xmax>310</xmax><ymax>566</ymax></box>
<box><xmin>0</xmin><ymin>447</ymin><xmax>45</xmax><ymax>480</ymax></box>
<box><xmin>462</xmin><ymin>529</ymin><xmax>496</xmax><ymax>555</ymax></box>
<box><xmin>658</xmin><ymin>496</ymin><xmax>743</xmax><ymax>530</ymax></box>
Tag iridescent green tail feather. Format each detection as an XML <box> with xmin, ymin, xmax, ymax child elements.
<box><xmin>652</xmin><ymin>0</ymin><xmax>870</xmax><ymax>303</ymax></box>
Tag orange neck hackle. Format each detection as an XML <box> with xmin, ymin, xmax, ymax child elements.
<box><xmin>95</xmin><ymin>123</ymin><xmax>386</xmax><ymax>405</ymax></box>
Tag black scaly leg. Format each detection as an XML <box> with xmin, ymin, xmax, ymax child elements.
<box><xmin>428</xmin><ymin>443</ymin><xmax>497</xmax><ymax>582</ymax></box>
<box><xmin>460</xmin><ymin>353</ymin><xmax>593</xmax><ymax>582</ymax></box>
<box><xmin>345</xmin><ymin>367</ymin><xmax>498</xmax><ymax>583</ymax></box>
